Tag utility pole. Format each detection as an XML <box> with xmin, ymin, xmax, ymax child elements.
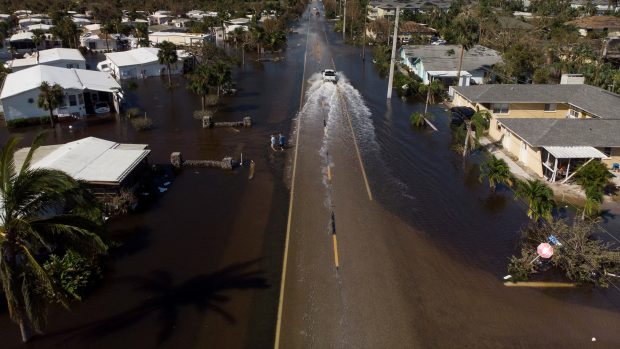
<box><xmin>343</xmin><ymin>0</ymin><xmax>347</xmax><ymax>41</ymax></box>
<box><xmin>386</xmin><ymin>6</ymin><xmax>400</xmax><ymax>99</ymax></box>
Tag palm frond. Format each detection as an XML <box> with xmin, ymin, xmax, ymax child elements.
<box><xmin>19</xmin><ymin>132</ymin><xmax>47</xmax><ymax>176</ymax></box>
<box><xmin>0</xmin><ymin>136</ymin><xmax>19</xmax><ymax>196</ymax></box>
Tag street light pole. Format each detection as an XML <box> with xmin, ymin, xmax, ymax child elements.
<box><xmin>362</xmin><ymin>2</ymin><xmax>368</xmax><ymax>61</ymax></box>
<box><xmin>386</xmin><ymin>6</ymin><xmax>400</xmax><ymax>99</ymax></box>
<box><xmin>343</xmin><ymin>0</ymin><xmax>347</xmax><ymax>41</ymax></box>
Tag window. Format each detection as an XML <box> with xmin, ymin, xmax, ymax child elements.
<box><xmin>544</xmin><ymin>103</ymin><xmax>556</xmax><ymax>112</ymax></box>
<box><xmin>66</xmin><ymin>64</ymin><xmax>74</xmax><ymax>68</ymax></box>
<box><xmin>492</xmin><ymin>103</ymin><xmax>509</xmax><ymax>114</ymax></box>
<box><xmin>78</xmin><ymin>93</ymin><xmax>84</xmax><ymax>105</ymax></box>
<box><xmin>69</xmin><ymin>95</ymin><xmax>77</xmax><ymax>106</ymax></box>
<box><xmin>567</xmin><ymin>109</ymin><xmax>579</xmax><ymax>118</ymax></box>
<box><xmin>603</xmin><ymin>147</ymin><xmax>612</xmax><ymax>157</ymax></box>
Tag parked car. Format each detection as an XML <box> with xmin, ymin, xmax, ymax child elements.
<box><xmin>322</xmin><ymin>69</ymin><xmax>337</xmax><ymax>83</ymax></box>
<box><xmin>94</xmin><ymin>101</ymin><xmax>111</xmax><ymax>114</ymax></box>
<box><xmin>450</xmin><ymin>106</ymin><xmax>475</xmax><ymax>126</ymax></box>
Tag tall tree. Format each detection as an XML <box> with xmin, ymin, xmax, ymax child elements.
<box><xmin>207</xmin><ymin>62</ymin><xmax>232</xmax><ymax>97</ymax></box>
<box><xmin>157</xmin><ymin>41</ymin><xmax>178</xmax><ymax>86</ymax></box>
<box><xmin>31</xmin><ymin>30</ymin><xmax>46</xmax><ymax>62</ymax></box>
<box><xmin>187</xmin><ymin>64</ymin><xmax>210</xmax><ymax>110</ymax></box>
<box><xmin>454</xmin><ymin>18</ymin><xmax>480</xmax><ymax>86</ymax></box>
<box><xmin>37</xmin><ymin>82</ymin><xmax>63</xmax><ymax>128</ymax></box>
<box><xmin>514</xmin><ymin>179</ymin><xmax>556</xmax><ymax>222</ymax></box>
<box><xmin>479</xmin><ymin>154</ymin><xmax>513</xmax><ymax>190</ymax></box>
<box><xmin>0</xmin><ymin>133</ymin><xmax>107</xmax><ymax>342</ymax></box>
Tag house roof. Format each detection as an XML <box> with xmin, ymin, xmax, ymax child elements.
<box><xmin>498</xmin><ymin>118</ymin><xmax>620</xmax><ymax>147</ymax></box>
<box><xmin>8</xmin><ymin>48</ymin><xmax>85</xmax><ymax>69</ymax></box>
<box><xmin>543</xmin><ymin>146</ymin><xmax>607</xmax><ymax>159</ymax></box>
<box><xmin>105</xmin><ymin>47</ymin><xmax>160</xmax><ymax>67</ymax></box>
<box><xmin>566</xmin><ymin>16</ymin><xmax>620</xmax><ymax>30</ymax></box>
<box><xmin>497</xmin><ymin>16</ymin><xmax>534</xmax><ymax>30</ymax></box>
<box><xmin>401</xmin><ymin>44</ymin><xmax>502</xmax><ymax>72</ymax></box>
<box><xmin>399</xmin><ymin>21</ymin><xmax>436</xmax><ymax>35</ymax></box>
<box><xmin>0</xmin><ymin>65</ymin><xmax>120</xmax><ymax>99</ymax></box>
<box><xmin>10</xmin><ymin>31</ymin><xmax>34</xmax><ymax>41</ymax></box>
<box><xmin>27</xmin><ymin>23</ymin><xmax>54</xmax><ymax>31</ymax></box>
<box><xmin>14</xmin><ymin>137</ymin><xmax>150</xmax><ymax>185</ymax></box>
<box><xmin>452</xmin><ymin>84</ymin><xmax>620</xmax><ymax>119</ymax></box>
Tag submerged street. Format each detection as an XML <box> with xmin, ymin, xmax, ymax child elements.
<box><xmin>0</xmin><ymin>2</ymin><xmax>619</xmax><ymax>348</ymax></box>
<box><xmin>277</xmin><ymin>4</ymin><xmax>620</xmax><ymax>348</ymax></box>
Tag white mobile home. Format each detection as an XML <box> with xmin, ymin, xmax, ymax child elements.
<box><xmin>0</xmin><ymin>65</ymin><xmax>122</xmax><ymax>121</ymax></box>
<box><xmin>6</xmin><ymin>48</ymin><xmax>86</xmax><ymax>71</ymax></box>
<box><xmin>98</xmin><ymin>47</ymin><xmax>185</xmax><ymax>80</ymax></box>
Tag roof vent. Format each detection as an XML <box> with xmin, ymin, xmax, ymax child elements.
<box><xmin>560</xmin><ymin>74</ymin><xmax>585</xmax><ymax>85</ymax></box>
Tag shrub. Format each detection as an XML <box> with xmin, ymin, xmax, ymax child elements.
<box><xmin>44</xmin><ymin>250</ymin><xmax>103</xmax><ymax>300</ymax></box>
<box><xmin>125</xmin><ymin>107</ymin><xmax>141</xmax><ymax>118</ymax></box>
<box><xmin>131</xmin><ymin>116</ymin><xmax>153</xmax><ymax>131</ymax></box>
<box><xmin>6</xmin><ymin>116</ymin><xmax>51</xmax><ymax>128</ymax></box>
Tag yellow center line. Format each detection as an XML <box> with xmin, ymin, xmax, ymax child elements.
<box><xmin>332</xmin><ymin>234</ymin><xmax>340</xmax><ymax>269</ymax></box>
<box><xmin>274</xmin><ymin>18</ymin><xmax>311</xmax><ymax>349</ymax></box>
<box><xmin>337</xmin><ymin>90</ymin><xmax>374</xmax><ymax>201</ymax></box>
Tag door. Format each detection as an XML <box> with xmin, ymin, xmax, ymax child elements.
<box><xmin>519</xmin><ymin>141</ymin><xmax>528</xmax><ymax>164</ymax></box>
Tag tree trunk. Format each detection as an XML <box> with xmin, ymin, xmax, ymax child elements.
<box><xmin>217</xmin><ymin>85</ymin><xmax>220</xmax><ymax>98</ymax></box>
<box><xmin>456</xmin><ymin>45</ymin><xmax>465</xmax><ymax>86</ymax></box>
<box><xmin>462</xmin><ymin>124</ymin><xmax>470</xmax><ymax>157</ymax></box>
<box><xmin>201</xmin><ymin>96</ymin><xmax>205</xmax><ymax>110</ymax></box>
<box><xmin>48</xmin><ymin>104</ymin><xmax>55</xmax><ymax>128</ymax></box>
<box><xmin>167</xmin><ymin>64</ymin><xmax>172</xmax><ymax>86</ymax></box>
<box><xmin>20</xmin><ymin>320</ymin><xmax>33</xmax><ymax>343</ymax></box>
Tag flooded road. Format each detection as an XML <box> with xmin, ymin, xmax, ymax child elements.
<box><xmin>1</xmin><ymin>2</ymin><xmax>620</xmax><ymax>348</ymax></box>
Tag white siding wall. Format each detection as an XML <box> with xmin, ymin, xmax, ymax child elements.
<box><xmin>112</xmin><ymin>62</ymin><xmax>183</xmax><ymax>80</ymax></box>
<box><xmin>2</xmin><ymin>88</ymin><xmax>86</xmax><ymax>120</ymax></box>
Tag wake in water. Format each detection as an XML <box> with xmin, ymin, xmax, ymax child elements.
<box><xmin>292</xmin><ymin>72</ymin><xmax>412</xmax><ymax>207</ymax></box>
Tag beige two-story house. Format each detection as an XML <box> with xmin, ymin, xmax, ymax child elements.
<box><xmin>451</xmin><ymin>83</ymin><xmax>620</xmax><ymax>181</ymax></box>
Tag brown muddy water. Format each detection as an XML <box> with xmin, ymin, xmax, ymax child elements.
<box><xmin>1</xmin><ymin>10</ymin><xmax>620</xmax><ymax>348</ymax></box>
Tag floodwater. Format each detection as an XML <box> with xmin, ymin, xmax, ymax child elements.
<box><xmin>1</xmin><ymin>5</ymin><xmax>620</xmax><ymax>348</ymax></box>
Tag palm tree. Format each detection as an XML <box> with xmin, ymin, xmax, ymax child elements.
<box><xmin>251</xmin><ymin>25</ymin><xmax>265</xmax><ymax>58</ymax></box>
<box><xmin>462</xmin><ymin>110</ymin><xmax>490</xmax><ymax>156</ymax></box>
<box><xmin>410</xmin><ymin>112</ymin><xmax>426</xmax><ymax>128</ymax></box>
<box><xmin>31</xmin><ymin>30</ymin><xmax>46</xmax><ymax>62</ymax></box>
<box><xmin>101</xmin><ymin>22</ymin><xmax>115</xmax><ymax>52</ymax></box>
<box><xmin>157</xmin><ymin>41</ymin><xmax>178</xmax><ymax>86</ymax></box>
<box><xmin>37</xmin><ymin>82</ymin><xmax>64</xmax><ymax>128</ymax></box>
<box><xmin>479</xmin><ymin>154</ymin><xmax>513</xmax><ymax>190</ymax></box>
<box><xmin>454</xmin><ymin>18</ymin><xmax>479</xmax><ymax>86</ymax></box>
<box><xmin>134</xmin><ymin>23</ymin><xmax>149</xmax><ymax>47</ymax></box>
<box><xmin>188</xmin><ymin>64</ymin><xmax>210</xmax><ymax>110</ymax></box>
<box><xmin>208</xmin><ymin>62</ymin><xmax>232</xmax><ymax>98</ymax></box>
<box><xmin>0</xmin><ymin>133</ymin><xmax>107</xmax><ymax>342</ymax></box>
<box><xmin>514</xmin><ymin>179</ymin><xmax>555</xmax><ymax>222</ymax></box>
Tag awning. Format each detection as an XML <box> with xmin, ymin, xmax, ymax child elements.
<box><xmin>543</xmin><ymin>146</ymin><xmax>607</xmax><ymax>159</ymax></box>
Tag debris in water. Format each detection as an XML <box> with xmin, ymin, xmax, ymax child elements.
<box><xmin>163</xmin><ymin>181</ymin><xmax>171</xmax><ymax>186</ymax></box>
<box><xmin>158</xmin><ymin>187</ymin><xmax>168</xmax><ymax>193</ymax></box>
<box><xmin>592</xmin><ymin>337</ymin><xmax>596</xmax><ymax>342</ymax></box>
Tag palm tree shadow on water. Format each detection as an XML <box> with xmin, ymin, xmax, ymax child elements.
<box><xmin>36</xmin><ymin>259</ymin><xmax>269</xmax><ymax>345</ymax></box>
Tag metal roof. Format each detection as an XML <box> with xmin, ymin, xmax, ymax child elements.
<box><xmin>453</xmin><ymin>84</ymin><xmax>620</xmax><ymax>120</ymax></box>
<box><xmin>16</xmin><ymin>137</ymin><xmax>150</xmax><ymax>184</ymax></box>
<box><xmin>498</xmin><ymin>118</ymin><xmax>620</xmax><ymax>148</ymax></box>
<box><xmin>105</xmin><ymin>48</ymin><xmax>160</xmax><ymax>67</ymax></box>
<box><xmin>0</xmin><ymin>65</ymin><xmax>120</xmax><ymax>99</ymax></box>
<box><xmin>543</xmin><ymin>146</ymin><xmax>607</xmax><ymax>159</ymax></box>
<box><xmin>8</xmin><ymin>48</ymin><xmax>85</xmax><ymax>69</ymax></box>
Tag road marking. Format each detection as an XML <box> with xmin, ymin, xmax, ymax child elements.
<box><xmin>322</xmin><ymin>19</ymin><xmax>373</xmax><ymax>201</ymax></box>
<box><xmin>327</xmin><ymin>165</ymin><xmax>332</xmax><ymax>181</ymax></box>
<box><xmin>274</xmin><ymin>18</ymin><xmax>311</xmax><ymax>349</ymax></box>
<box><xmin>332</xmin><ymin>234</ymin><xmax>340</xmax><ymax>269</ymax></box>
<box><xmin>504</xmin><ymin>281</ymin><xmax>576</xmax><ymax>288</ymax></box>
<box><xmin>336</xmin><ymin>90</ymin><xmax>374</xmax><ymax>201</ymax></box>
